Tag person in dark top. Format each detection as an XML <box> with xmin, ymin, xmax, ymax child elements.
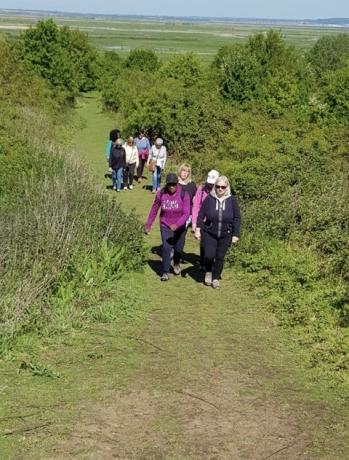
<box><xmin>109</xmin><ymin>138</ymin><xmax>126</xmax><ymax>192</ymax></box>
<box><xmin>195</xmin><ymin>175</ymin><xmax>241</xmax><ymax>289</ymax></box>
<box><xmin>178</xmin><ymin>163</ymin><xmax>197</xmax><ymax>209</ymax></box>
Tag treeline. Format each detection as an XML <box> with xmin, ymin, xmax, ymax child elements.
<box><xmin>96</xmin><ymin>30</ymin><xmax>349</xmax><ymax>391</ymax></box>
<box><xmin>0</xmin><ymin>31</ymin><xmax>144</xmax><ymax>352</ymax></box>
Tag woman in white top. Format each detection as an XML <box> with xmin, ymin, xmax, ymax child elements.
<box><xmin>123</xmin><ymin>136</ymin><xmax>139</xmax><ymax>190</ymax></box>
<box><xmin>147</xmin><ymin>138</ymin><xmax>167</xmax><ymax>193</ymax></box>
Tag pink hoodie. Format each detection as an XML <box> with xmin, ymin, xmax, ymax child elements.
<box><xmin>191</xmin><ymin>185</ymin><xmax>210</xmax><ymax>229</ymax></box>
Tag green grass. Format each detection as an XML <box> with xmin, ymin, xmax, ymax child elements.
<box><xmin>1</xmin><ymin>93</ymin><xmax>349</xmax><ymax>458</ymax></box>
<box><xmin>1</xmin><ymin>13</ymin><xmax>348</xmax><ymax>62</ymax></box>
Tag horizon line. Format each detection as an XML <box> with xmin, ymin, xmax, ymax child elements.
<box><xmin>0</xmin><ymin>8</ymin><xmax>348</xmax><ymax>22</ymax></box>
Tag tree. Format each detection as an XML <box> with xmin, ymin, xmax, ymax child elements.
<box><xmin>18</xmin><ymin>19</ymin><xmax>97</xmax><ymax>99</ymax></box>
<box><xmin>308</xmin><ymin>34</ymin><xmax>349</xmax><ymax>79</ymax></box>
<box><xmin>213</xmin><ymin>44</ymin><xmax>261</xmax><ymax>103</ymax></box>
<box><xmin>160</xmin><ymin>53</ymin><xmax>203</xmax><ymax>87</ymax></box>
<box><xmin>125</xmin><ymin>49</ymin><xmax>159</xmax><ymax>72</ymax></box>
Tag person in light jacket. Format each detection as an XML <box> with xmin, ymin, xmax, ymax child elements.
<box><xmin>195</xmin><ymin>176</ymin><xmax>241</xmax><ymax>289</ymax></box>
<box><xmin>123</xmin><ymin>136</ymin><xmax>139</xmax><ymax>190</ymax></box>
<box><xmin>145</xmin><ymin>173</ymin><xmax>190</xmax><ymax>281</ymax></box>
<box><xmin>147</xmin><ymin>138</ymin><xmax>167</xmax><ymax>193</ymax></box>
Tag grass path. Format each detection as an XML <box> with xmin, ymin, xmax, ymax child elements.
<box><xmin>1</xmin><ymin>94</ymin><xmax>348</xmax><ymax>459</ymax></box>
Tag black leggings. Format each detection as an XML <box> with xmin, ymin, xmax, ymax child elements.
<box><xmin>202</xmin><ymin>232</ymin><xmax>231</xmax><ymax>280</ymax></box>
<box><xmin>123</xmin><ymin>163</ymin><xmax>136</xmax><ymax>187</ymax></box>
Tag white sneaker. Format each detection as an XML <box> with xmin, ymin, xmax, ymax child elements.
<box><xmin>129</xmin><ymin>185</ymin><xmax>133</xmax><ymax>190</ymax></box>
<box><xmin>204</xmin><ymin>272</ymin><xmax>212</xmax><ymax>286</ymax></box>
<box><xmin>152</xmin><ymin>190</ymin><xmax>156</xmax><ymax>193</ymax></box>
<box><xmin>113</xmin><ymin>186</ymin><xmax>117</xmax><ymax>190</ymax></box>
<box><xmin>212</xmin><ymin>279</ymin><xmax>220</xmax><ymax>289</ymax></box>
<box><xmin>123</xmin><ymin>187</ymin><xmax>127</xmax><ymax>191</ymax></box>
<box><xmin>161</xmin><ymin>273</ymin><xmax>169</xmax><ymax>281</ymax></box>
<box><xmin>173</xmin><ymin>264</ymin><xmax>181</xmax><ymax>275</ymax></box>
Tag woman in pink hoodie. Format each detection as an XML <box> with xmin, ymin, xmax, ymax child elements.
<box><xmin>145</xmin><ymin>173</ymin><xmax>190</xmax><ymax>281</ymax></box>
<box><xmin>191</xmin><ymin>169</ymin><xmax>219</xmax><ymax>270</ymax></box>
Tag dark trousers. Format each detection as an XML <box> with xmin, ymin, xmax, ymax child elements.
<box><xmin>199</xmin><ymin>244</ymin><xmax>205</xmax><ymax>267</ymax></box>
<box><xmin>123</xmin><ymin>163</ymin><xmax>136</xmax><ymax>187</ymax></box>
<box><xmin>137</xmin><ymin>158</ymin><xmax>147</xmax><ymax>179</ymax></box>
<box><xmin>160</xmin><ymin>225</ymin><xmax>186</xmax><ymax>274</ymax></box>
<box><xmin>202</xmin><ymin>232</ymin><xmax>231</xmax><ymax>280</ymax></box>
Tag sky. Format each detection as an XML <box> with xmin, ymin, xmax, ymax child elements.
<box><xmin>0</xmin><ymin>0</ymin><xmax>348</xmax><ymax>19</ymax></box>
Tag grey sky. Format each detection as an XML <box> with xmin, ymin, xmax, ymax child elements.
<box><xmin>0</xmin><ymin>0</ymin><xmax>348</xmax><ymax>19</ymax></box>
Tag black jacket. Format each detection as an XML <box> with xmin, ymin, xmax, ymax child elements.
<box><xmin>109</xmin><ymin>145</ymin><xmax>126</xmax><ymax>170</ymax></box>
<box><xmin>180</xmin><ymin>181</ymin><xmax>197</xmax><ymax>207</ymax></box>
<box><xmin>197</xmin><ymin>194</ymin><xmax>241</xmax><ymax>238</ymax></box>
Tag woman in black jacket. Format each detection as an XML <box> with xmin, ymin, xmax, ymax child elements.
<box><xmin>109</xmin><ymin>138</ymin><xmax>126</xmax><ymax>191</ymax></box>
<box><xmin>195</xmin><ymin>176</ymin><xmax>241</xmax><ymax>289</ymax></box>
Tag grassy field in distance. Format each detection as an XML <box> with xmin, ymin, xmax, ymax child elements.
<box><xmin>1</xmin><ymin>12</ymin><xmax>349</xmax><ymax>61</ymax></box>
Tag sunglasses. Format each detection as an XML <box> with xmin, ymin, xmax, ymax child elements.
<box><xmin>215</xmin><ymin>185</ymin><xmax>227</xmax><ymax>190</ymax></box>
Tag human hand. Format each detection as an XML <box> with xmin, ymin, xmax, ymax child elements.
<box><xmin>144</xmin><ymin>227</ymin><xmax>150</xmax><ymax>235</ymax></box>
<box><xmin>195</xmin><ymin>228</ymin><xmax>201</xmax><ymax>240</ymax></box>
<box><xmin>191</xmin><ymin>225</ymin><xmax>196</xmax><ymax>233</ymax></box>
<box><xmin>169</xmin><ymin>224</ymin><xmax>177</xmax><ymax>231</ymax></box>
<box><xmin>232</xmin><ymin>236</ymin><xmax>239</xmax><ymax>244</ymax></box>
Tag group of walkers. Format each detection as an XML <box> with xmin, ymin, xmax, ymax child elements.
<box><xmin>145</xmin><ymin>166</ymin><xmax>241</xmax><ymax>289</ymax></box>
<box><xmin>106</xmin><ymin>129</ymin><xmax>166</xmax><ymax>192</ymax></box>
<box><xmin>105</xmin><ymin>128</ymin><xmax>241</xmax><ymax>288</ymax></box>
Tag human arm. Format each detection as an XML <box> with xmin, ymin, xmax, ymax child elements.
<box><xmin>191</xmin><ymin>186</ymin><xmax>202</xmax><ymax>231</ymax></box>
<box><xmin>144</xmin><ymin>191</ymin><xmax>161</xmax><ymax>232</ymax></box>
<box><xmin>161</xmin><ymin>146</ymin><xmax>167</xmax><ymax>169</ymax></box>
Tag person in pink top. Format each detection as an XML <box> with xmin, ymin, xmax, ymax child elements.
<box><xmin>145</xmin><ymin>173</ymin><xmax>190</xmax><ymax>281</ymax></box>
<box><xmin>191</xmin><ymin>169</ymin><xmax>219</xmax><ymax>270</ymax></box>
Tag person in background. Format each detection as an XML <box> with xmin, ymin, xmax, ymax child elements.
<box><xmin>123</xmin><ymin>136</ymin><xmax>139</xmax><ymax>190</ymax></box>
<box><xmin>135</xmin><ymin>131</ymin><xmax>151</xmax><ymax>183</ymax></box>
<box><xmin>145</xmin><ymin>173</ymin><xmax>190</xmax><ymax>281</ymax></box>
<box><xmin>191</xmin><ymin>169</ymin><xmax>220</xmax><ymax>271</ymax></box>
<box><xmin>147</xmin><ymin>138</ymin><xmax>167</xmax><ymax>193</ymax></box>
<box><xmin>105</xmin><ymin>128</ymin><xmax>121</xmax><ymax>161</ymax></box>
<box><xmin>178</xmin><ymin>163</ymin><xmax>197</xmax><ymax>210</ymax></box>
<box><xmin>195</xmin><ymin>175</ymin><xmax>241</xmax><ymax>289</ymax></box>
<box><xmin>109</xmin><ymin>138</ymin><xmax>126</xmax><ymax>192</ymax></box>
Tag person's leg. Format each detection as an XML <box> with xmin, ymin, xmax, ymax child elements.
<box><xmin>203</xmin><ymin>232</ymin><xmax>218</xmax><ymax>274</ymax></box>
<box><xmin>199</xmin><ymin>243</ymin><xmax>205</xmax><ymax>268</ymax></box>
<box><xmin>160</xmin><ymin>226</ymin><xmax>174</xmax><ymax>275</ymax></box>
<box><xmin>123</xmin><ymin>166</ymin><xmax>129</xmax><ymax>188</ymax></box>
<box><xmin>111</xmin><ymin>169</ymin><xmax>117</xmax><ymax>189</ymax></box>
<box><xmin>116</xmin><ymin>167</ymin><xmax>123</xmax><ymax>191</ymax></box>
<box><xmin>129</xmin><ymin>163</ymin><xmax>135</xmax><ymax>187</ymax></box>
<box><xmin>212</xmin><ymin>235</ymin><xmax>231</xmax><ymax>281</ymax></box>
<box><xmin>137</xmin><ymin>158</ymin><xmax>142</xmax><ymax>180</ymax></box>
<box><xmin>173</xmin><ymin>226</ymin><xmax>186</xmax><ymax>272</ymax></box>
<box><xmin>152</xmin><ymin>168</ymin><xmax>157</xmax><ymax>192</ymax></box>
<box><xmin>156</xmin><ymin>166</ymin><xmax>162</xmax><ymax>190</ymax></box>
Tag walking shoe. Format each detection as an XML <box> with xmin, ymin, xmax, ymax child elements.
<box><xmin>212</xmin><ymin>279</ymin><xmax>220</xmax><ymax>289</ymax></box>
<box><xmin>137</xmin><ymin>178</ymin><xmax>142</xmax><ymax>183</ymax></box>
<box><xmin>173</xmin><ymin>264</ymin><xmax>181</xmax><ymax>275</ymax></box>
<box><xmin>152</xmin><ymin>190</ymin><xmax>156</xmax><ymax>193</ymax></box>
<box><xmin>113</xmin><ymin>186</ymin><xmax>117</xmax><ymax>190</ymax></box>
<box><xmin>204</xmin><ymin>272</ymin><xmax>212</xmax><ymax>286</ymax></box>
<box><xmin>123</xmin><ymin>187</ymin><xmax>127</xmax><ymax>191</ymax></box>
<box><xmin>160</xmin><ymin>273</ymin><xmax>169</xmax><ymax>281</ymax></box>
<box><xmin>129</xmin><ymin>185</ymin><xmax>133</xmax><ymax>190</ymax></box>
